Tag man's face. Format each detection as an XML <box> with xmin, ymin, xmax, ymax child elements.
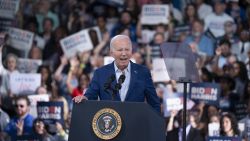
<box><xmin>110</xmin><ymin>38</ymin><xmax>132</xmax><ymax>70</ymax></box>
<box><xmin>15</xmin><ymin>99</ymin><xmax>29</xmax><ymax>117</ymax></box>
<box><xmin>214</xmin><ymin>3</ymin><xmax>225</xmax><ymax>15</ymax></box>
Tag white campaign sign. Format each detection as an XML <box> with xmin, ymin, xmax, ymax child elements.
<box><xmin>60</xmin><ymin>29</ymin><xmax>93</xmax><ymax>58</ymax></box>
<box><xmin>141</xmin><ymin>4</ymin><xmax>169</xmax><ymax>25</ymax></box>
<box><xmin>0</xmin><ymin>0</ymin><xmax>20</xmax><ymax>19</ymax></box>
<box><xmin>7</xmin><ymin>27</ymin><xmax>34</xmax><ymax>51</ymax></box>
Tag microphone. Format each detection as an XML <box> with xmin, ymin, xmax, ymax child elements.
<box><xmin>104</xmin><ymin>74</ymin><xmax>116</xmax><ymax>90</ymax></box>
<box><xmin>115</xmin><ymin>74</ymin><xmax>126</xmax><ymax>91</ymax></box>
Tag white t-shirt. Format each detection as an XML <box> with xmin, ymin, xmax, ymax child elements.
<box><xmin>204</xmin><ymin>13</ymin><xmax>234</xmax><ymax>38</ymax></box>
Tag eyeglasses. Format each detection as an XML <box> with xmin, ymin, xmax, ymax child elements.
<box><xmin>15</xmin><ymin>104</ymin><xmax>24</xmax><ymax>108</ymax></box>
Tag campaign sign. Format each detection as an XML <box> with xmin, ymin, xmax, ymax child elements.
<box><xmin>207</xmin><ymin>136</ymin><xmax>241</xmax><ymax>141</ymax></box>
<box><xmin>10</xmin><ymin>73</ymin><xmax>41</xmax><ymax>95</ymax></box>
<box><xmin>28</xmin><ymin>94</ymin><xmax>50</xmax><ymax>118</ymax></box>
<box><xmin>141</xmin><ymin>4</ymin><xmax>169</xmax><ymax>25</ymax></box>
<box><xmin>37</xmin><ymin>101</ymin><xmax>64</xmax><ymax>125</ymax></box>
<box><xmin>17</xmin><ymin>58</ymin><xmax>42</xmax><ymax>73</ymax></box>
<box><xmin>60</xmin><ymin>29</ymin><xmax>93</xmax><ymax>58</ymax></box>
<box><xmin>190</xmin><ymin>83</ymin><xmax>220</xmax><ymax>105</ymax></box>
<box><xmin>7</xmin><ymin>27</ymin><xmax>34</xmax><ymax>51</ymax></box>
<box><xmin>163</xmin><ymin>91</ymin><xmax>183</xmax><ymax>112</ymax></box>
<box><xmin>0</xmin><ymin>0</ymin><xmax>20</xmax><ymax>19</ymax></box>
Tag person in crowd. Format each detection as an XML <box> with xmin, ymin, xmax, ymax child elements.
<box><xmin>231</xmin><ymin>61</ymin><xmax>249</xmax><ymax>100</ymax></box>
<box><xmin>111</xmin><ymin>11</ymin><xmax>137</xmax><ymax>43</ymax></box>
<box><xmin>41</xmin><ymin>17</ymin><xmax>54</xmax><ymax>44</ymax></box>
<box><xmin>32</xmin><ymin>118</ymin><xmax>54</xmax><ymax>141</ymax></box>
<box><xmin>211</xmin><ymin>39</ymin><xmax>232</xmax><ymax>74</ymax></box>
<box><xmin>66</xmin><ymin>57</ymin><xmax>90</xmax><ymax>98</ymax></box>
<box><xmin>73</xmin><ymin>35</ymin><xmax>160</xmax><ymax>113</ymax></box>
<box><xmin>183</xmin><ymin>19</ymin><xmax>215</xmax><ymax>57</ymax></box>
<box><xmin>239</xmin><ymin>100</ymin><xmax>250</xmax><ymax>141</ymax></box>
<box><xmin>28</xmin><ymin>45</ymin><xmax>43</xmax><ymax>60</ymax></box>
<box><xmin>35</xmin><ymin>0</ymin><xmax>59</xmax><ymax>33</ymax></box>
<box><xmin>204</xmin><ymin>0</ymin><xmax>234</xmax><ymax>39</ymax></box>
<box><xmin>195</xmin><ymin>0</ymin><xmax>213</xmax><ymax>20</ymax></box>
<box><xmin>232</xmin><ymin>29</ymin><xmax>250</xmax><ymax>62</ymax></box>
<box><xmin>4</xmin><ymin>96</ymin><xmax>34</xmax><ymax>141</ymax></box>
<box><xmin>37</xmin><ymin>65</ymin><xmax>53</xmax><ymax>94</ymax></box>
<box><xmin>0</xmin><ymin>45</ymin><xmax>19</xmax><ymax>117</ymax></box>
<box><xmin>183</xmin><ymin>3</ymin><xmax>199</xmax><ymax>26</ymax></box>
<box><xmin>50</xmin><ymin>81</ymin><xmax>69</xmax><ymax>121</ymax></box>
<box><xmin>166</xmin><ymin>110</ymin><xmax>204</xmax><ymax>141</ymax></box>
<box><xmin>0</xmin><ymin>102</ymin><xmax>10</xmax><ymax>141</ymax></box>
<box><xmin>220</xmin><ymin>112</ymin><xmax>240</xmax><ymax>137</ymax></box>
<box><xmin>218</xmin><ymin>75</ymin><xmax>238</xmax><ymax>112</ymax></box>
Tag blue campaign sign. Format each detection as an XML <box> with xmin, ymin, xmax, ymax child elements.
<box><xmin>207</xmin><ymin>136</ymin><xmax>241</xmax><ymax>141</ymax></box>
<box><xmin>37</xmin><ymin>101</ymin><xmax>64</xmax><ymax>125</ymax></box>
<box><xmin>189</xmin><ymin>83</ymin><xmax>220</xmax><ymax>105</ymax></box>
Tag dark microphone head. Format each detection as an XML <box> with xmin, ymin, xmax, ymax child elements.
<box><xmin>104</xmin><ymin>74</ymin><xmax>116</xmax><ymax>90</ymax></box>
<box><xmin>118</xmin><ymin>74</ymin><xmax>126</xmax><ymax>83</ymax></box>
<box><xmin>115</xmin><ymin>83</ymin><xmax>122</xmax><ymax>90</ymax></box>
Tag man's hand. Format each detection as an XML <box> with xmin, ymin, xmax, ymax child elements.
<box><xmin>16</xmin><ymin>120</ymin><xmax>24</xmax><ymax>136</ymax></box>
<box><xmin>72</xmin><ymin>95</ymin><xmax>88</xmax><ymax>103</ymax></box>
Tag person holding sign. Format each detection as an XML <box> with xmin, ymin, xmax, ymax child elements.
<box><xmin>73</xmin><ymin>35</ymin><xmax>160</xmax><ymax>113</ymax></box>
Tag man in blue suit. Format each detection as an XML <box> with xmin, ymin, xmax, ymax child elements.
<box><xmin>73</xmin><ymin>35</ymin><xmax>160</xmax><ymax>113</ymax></box>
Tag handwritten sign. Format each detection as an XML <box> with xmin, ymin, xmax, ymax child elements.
<box><xmin>10</xmin><ymin>73</ymin><xmax>41</xmax><ymax>95</ymax></box>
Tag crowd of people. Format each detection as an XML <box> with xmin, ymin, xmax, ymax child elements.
<box><xmin>0</xmin><ymin>0</ymin><xmax>250</xmax><ymax>140</ymax></box>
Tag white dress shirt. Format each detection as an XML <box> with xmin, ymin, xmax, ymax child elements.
<box><xmin>114</xmin><ymin>62</ymin><xmax>131</xmax><ymax>101</ymax></box>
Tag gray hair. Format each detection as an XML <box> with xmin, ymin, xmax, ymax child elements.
<box><xmin>110</xmin><ymin>35</ymin><xmax>132</xmax><ymax>51</ymax></box>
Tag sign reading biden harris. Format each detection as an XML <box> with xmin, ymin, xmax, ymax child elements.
<box><xmin>141</xmin><ymin>4</ymin><xmax>169</xmax><ymax>25</ymax></box>
<box><xmin>190</xmin><ymin>83</ymin><xmax>220</xmax><ymax>105</ymax></box>
<box><xmin>60</xmin><ymin>29</ymin><xmax>93</xmax><ymax>58</ymax></box>
<box><xmin>37</xmin><ymin>102</ymin><xmax>64</xmax><ymax>124</ymax></box>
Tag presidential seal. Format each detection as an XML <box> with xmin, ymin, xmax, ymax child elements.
<box><xmin>92</xmin><ymin>108</ymin><xmax>122</xmax><ymax>140</ymax></box>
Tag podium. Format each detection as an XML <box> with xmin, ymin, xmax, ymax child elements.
<box><xmin>68</xmin><ymin>100</ymin><xmax>165</xmax><ymax>141</ymax></box>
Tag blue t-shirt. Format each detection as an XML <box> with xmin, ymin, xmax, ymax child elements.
<box><xmin>4</xmin><ymin>114</ymin><xmax>34</xmax><ymax>141</ymax></box>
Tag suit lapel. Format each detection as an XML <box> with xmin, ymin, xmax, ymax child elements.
<box><xmin>125</xmin><ymin>62</ymin><xmax>136</xmax><ymax>101</ymax></box>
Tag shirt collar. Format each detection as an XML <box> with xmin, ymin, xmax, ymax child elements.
<box><xmin>114</xmin><ymin>61</ymin><xmax>131</xmax><ymax>73</ymax></box>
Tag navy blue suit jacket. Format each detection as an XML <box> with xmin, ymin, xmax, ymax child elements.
<box><xmin>84</xmin><ymin>61</ymin><xmax>161</xmax><ymax>113</ymax></box>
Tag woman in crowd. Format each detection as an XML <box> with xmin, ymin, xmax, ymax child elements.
<box><xmin>37</xmin><ymin>65</ymin><xmax>53</xmax><ymax>94</ymax></box>
<box><xmin>220</xmin><ymin>112</ymin><xmax>239</xmax><ymax>137</ymax></box>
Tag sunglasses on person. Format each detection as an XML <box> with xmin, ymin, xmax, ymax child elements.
<box><xmin>15</xmin><ymin>104</ymin><xmax>25</xmax><ymax>108</ymax></box>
